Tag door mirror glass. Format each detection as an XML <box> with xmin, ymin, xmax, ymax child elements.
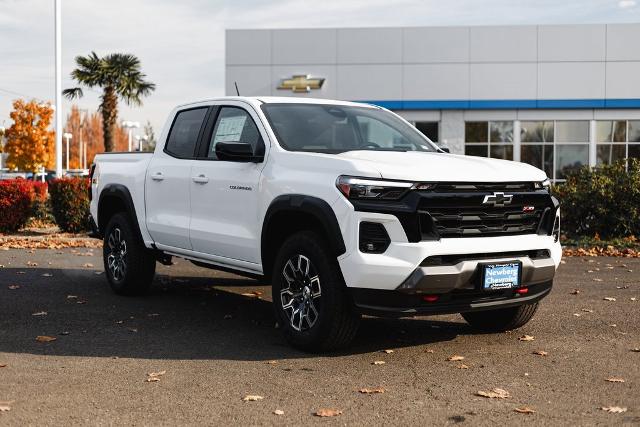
<box><xmin>215</xmin><ymin>141</ymin><xmax>261</xmax><ymax>162</ymax></box>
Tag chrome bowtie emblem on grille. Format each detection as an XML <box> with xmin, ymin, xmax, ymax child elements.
<box><xmin>482</xmin><ymin>192</ymin><xmax>513</xmax><ymax>207</ymax></box>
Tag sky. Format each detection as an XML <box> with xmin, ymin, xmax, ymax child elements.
<box><xmin>1</xmin><ymin>0</ymin><xmax>639</xmax><ymax>138</ymax></box>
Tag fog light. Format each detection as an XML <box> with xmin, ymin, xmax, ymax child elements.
<box><xmin>359</xmin><ymin>222</ymin><xmax>391</xmax><ymax>254</ymax></box>
<box><xmin>422</xmin><ymin>295</ymin><xmax>439</xmax><ymax>302</ymax></box>
<box><xmin>515</xmin><ymin>287</ymin><xmax>529</xmax><ymax>295</ymax></box>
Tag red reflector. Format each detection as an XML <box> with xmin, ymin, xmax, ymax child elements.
<box><xmin>423</xmin><ymin>295</ymin><xmax>439</xmax><ymax>302</ymax></box>
<box><xmin>515</xmin><ymin>287</ymin><xmax>529</xmax><ymax>295</ymax></box>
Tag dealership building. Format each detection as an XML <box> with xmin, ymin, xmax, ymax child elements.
<box><xmin>226</xmin><ymin>24</ymin><xmax>640</xmax><ymax>181</ymax></box>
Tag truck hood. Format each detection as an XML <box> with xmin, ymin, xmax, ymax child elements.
<box><xmin>337</xmin><ymin>151</ymin><xmax>547</xmax><ymax>182</ymax></box>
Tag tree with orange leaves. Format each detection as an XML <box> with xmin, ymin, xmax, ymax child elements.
<box><xmin>4</xmin><ymin>99</ymin><xmax>55</xmax><ymax>172</ymax></box>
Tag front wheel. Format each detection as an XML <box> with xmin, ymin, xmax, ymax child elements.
<box><xmin>461</xmin><ymin>302</ymin><xmax>539</xmax><ymax>332</ymax></box>
<box><xmin>272</xmin><ymin>231</ymin><xmax>360</xmax><ymax>352</ymax></box>
<box><xmin>103</xmin><ymin>212</ymin><xmax>156</xmax><ymax>295</ymax></box>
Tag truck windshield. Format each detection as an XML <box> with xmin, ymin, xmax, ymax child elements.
<box><xmin>261</xmin><ymin>103</ymin><xmax>438</xmax><ymax>154</ymax></box>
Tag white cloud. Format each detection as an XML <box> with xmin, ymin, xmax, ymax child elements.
<box><xmin>618</xmin><ymin>0</ymin><xmax>636</xmax><ymax>8</ymax></box>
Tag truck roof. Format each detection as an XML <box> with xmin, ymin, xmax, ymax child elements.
<box><xmin>175</xmin><ymin>96</ymin><xmax>378</xmax><ymax>109</ymax></box>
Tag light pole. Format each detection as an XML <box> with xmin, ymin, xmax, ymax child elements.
<box><xmin>63</xmin><ymin>132</ymin><xmax>72</xmax><ymax>171</ymax></box>
<box><xmin>134</xmin><ymin>134</ymin><xmax>148</xmax><ymax>152</ymax></box>
<box><xmin>54</xmin><ymin>0</ymin><xmax>62</xmax><ymax>177</ymax></box>
<box><xmin>121</xmin><ymin>121</ymin><xmax>140</xmax><ymax>152</ymax></box>
<box><xmin>0</xmin><ymin>126</ymin><xmax>5</xmax><ymax>170</ymax></box>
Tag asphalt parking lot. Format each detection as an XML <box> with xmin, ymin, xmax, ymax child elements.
<box><xmin>0</xmin><ymin>248</ymin><xmax>638</xmax><ymax>425</ymax></box>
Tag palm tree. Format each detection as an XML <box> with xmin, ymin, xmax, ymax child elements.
<box><xmin>63</xmin><ymin>52</ymin><xmax>155</xmax><ymax>152</ymax></box>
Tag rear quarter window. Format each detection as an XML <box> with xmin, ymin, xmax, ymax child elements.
<box><xmin>165</xmin><ymin>107</ymin><xmax>208</xmax><ymax>158</ymax></box>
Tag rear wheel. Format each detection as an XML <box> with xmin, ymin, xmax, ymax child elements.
<box><xmin>272</xmin><ymin>231</ymin><xmax>360</xmax><ymax>352</ymax></box>
<box><xmin>461</xmin><ymin>302</ymin><xmax>539</xmax><ymax>332</ymax></box>
<box><xmin>103</xmin><ymin>212</ymin><xmax>156</xmax><ymax>295</ymax></box>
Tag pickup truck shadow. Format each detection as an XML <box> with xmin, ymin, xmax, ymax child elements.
<box><xmin>0</xmin><ymin>267</ymin><xmax>468</xmax><ymax>361</ymax></box>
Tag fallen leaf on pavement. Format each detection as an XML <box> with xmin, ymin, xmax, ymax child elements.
<box><xmin>631</xmin><ymin>297</ymin><xmax>637</xmax><ymax>301</ymax></box>
<box><xmin>581</xmin><ymin>308</ymin><xmax>594</xmax><ymax>313</ymax></box>
<box><xmin>514</xmin><ymin>406</ymin><xmax>536</xmax><ymax>414</ymax></box>
<box><xmin>241</xmin><ymin>292</ymin><xmax>262</xmax><ymax>298</ymax></box>
<box><xmin>457</xmin><ymin>364</ymin><xmax>469</xmax><ymax>369</ymax></box>
<box><xmin>359</xmin><ymin>387</ymin><xmax>385</xmax><ymax>394</ymax></box>
<box><xmin>476</xmin><ymin>388</ymin><xmax>510</xmax><ymax>399</ymax></box>
<box><xmin>447</xmin><ymin>355</ymin><xmax>465</xmax><ymax>361</ymax></box>
<box><xmin>314</xmin><ymin>408</ymin><xmax>342</xmax><ymax>417</ymax></box>
<box><xmin>83</xmin><ymin>263</ymin><xmax>94</xmax><ymax>268</ymax></box>
<box><xmin>0</xmin><ymin>364</ymin><xmax>6</xmax><ymax>368</ymax></box>
<box><xmin>0</xmin><ymin>401</ymin><xmax>12</xmax><ymax>412</ymax></box>
<box><xmin>242</xmin><ymin>395</ymin><xmax>264</xmax><ymax>402</ymax></box>
<box><xmin>382</xmin><ymin>349</ymin><xmax>394</xmax><ymax>354</ymax></box>
<box><xmin>273</xmin><ymin>409</ymin><xmax>284</xmax><ymax>415</ymax></box>
<box><xmin>518</xmin><ymin>335</ymin><xmax>535</xmax><ymax>341</ymax></box>
<box><xmin>146</xmin><ymin>370</ymin><xmax>166</xmax><ymax>382</ymax></box>
<box><xmin>27</xmin><ymin>261</ymin><xmax>38</xmax><ymax>266</ymax></box>
<box><xmin>146</xmin><ymin>377</ymin><xmax>160</xmax><ymax>382</ymax></box>
<box><xmin>424</xmin><ymin>349</ymin><xmax>435</xmax><ymax>353</ymax></box>
<box><xmin>570</xmin><ymin>289</ymin><xmax>580</xmax><ymax>295</ymax></box>
<box><xmin>632</xmin><ymin>348</ymin><xmax>640</xmax><ymax>352</ymax></box>
<box><xmin>605</xmin><ymin>378</ymin><xmax>625</xmax><ymax>383</ymax></box>
<box><xmin>66</xmin><ymin>295</ymin><xmax>78</xmax><ymax>299</ymax></box>
<box><xmin>593</xmin><ymin>278</ymin><xmax>603</xmax><ymax>282</ymax></box>
<box><xmin>532</xmin><ymin>350</ymin><xmax>548</xmax><ymax>356</ymax></box>
<box><xmin>35</xmin><ymin>336</ymin><xmax>56</xmax><ymax>343</ymax></box>
<box><xmin>603</xmin><ymin>297</ymin><xmax>616</xmax><ymax>301</ymax></box>
<box><xmin>31</xmin><ymin>311</ymin><xmax>47</xmax><ymax>316</ymax></box>
<box><xmin>41</xmin><ymin>273</ymin><xmax>52</xmax><ymax>277</ymax></box>
<box><xmin>372</xmin><ymin>360</ymin><xmax>386</xmax><ymax>365</ymax></box>
<box><xmin>265</xmin><ymin>360</ymin><xmax>278</xmax><ymax>365</ymax></box>
<box><xmin>8</xmin><ymin>285</ymin><xmax>20</xmax><ymax>290</ymax></box>
<box><xmin>601</xmin><ymin>406</ymin><xmax>627</xmax><ymax>413</ymax></box>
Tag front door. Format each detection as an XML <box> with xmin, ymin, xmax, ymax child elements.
<box><xmin>189</xmin><ymin>104</ymin><xmax>267</xmax><ymax>264</ymax></box>
<box><xmin>145</xmin><ymin>107</ymin><xmax>208</xmax><ymax>249</ymax></box>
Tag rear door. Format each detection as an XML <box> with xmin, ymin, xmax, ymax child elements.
<box><xmin>189</xmin><ymin>102</ymin><xmax>267</xmax><ymax>264</ymax></box>
<box><xmin>145</xmin><ymin>107</ymin><xmax>209</xmax><ymax>249</ymax></box>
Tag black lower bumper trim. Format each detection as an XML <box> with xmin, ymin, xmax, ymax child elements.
<box><xmin>350</xmin><ymin>281</ymin><xmax>553</xmax><ymax>317</ymax></box>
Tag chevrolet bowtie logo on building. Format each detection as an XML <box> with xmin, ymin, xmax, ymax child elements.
<box><xmin>482</xmin><ymin>192</ymin><xmax>513</xmax><ymax>207</ymax></box>
<box><xmin>277</xmin><ymin>75</ymin><xmax>325</xmax><ymax>93</ymax></box>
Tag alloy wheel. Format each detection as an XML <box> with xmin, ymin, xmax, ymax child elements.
<box><xmin>106</xmin><ymin>227</ymin><xmax>127</xmax><ymax>281</ymax></box>
<box><xmin>280</xmin><ymin>254</ymin><xmax>322</xmax><ymax>332</ymax></box>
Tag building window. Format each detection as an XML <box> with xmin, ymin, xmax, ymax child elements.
<box><xmin>465</xmin><ymin>121</ymin><xmax>513</xmax><ymax>160</ymax></box>
<box><xmin>414</xmin><ymin>121</ymin><xmax>438</xmax><ymax>143</ymax></box>
<box><xmin>596</xmin><ymin>120</ymin><xmax>640</xmax><ymax>167</ymax></box>
<box><xmin>520</xmin><ymin>121</ymin><xmax>554</xmax><ymax>178</ymax></box>
<box><xmin>554</xmin><ymin>121</ymin><xmax>589</xmax><ymax>179</ymax></box>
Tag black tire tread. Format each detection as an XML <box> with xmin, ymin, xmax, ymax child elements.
<box><xmin>273</xmin><ymin>231</ymin><xmax>360</xmax><ymax>352</ymax></box>
<box><xmin>103</xmin><ymin>212</ymin><xmax>156</xmax><ymax>296</ymax></box>
<box><xmin>462</xmin><ymin>302</ymin><xmax>539</xmax><ymax>332</ymax></box>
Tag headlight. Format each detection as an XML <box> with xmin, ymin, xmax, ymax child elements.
<box><xmin>534</xmin><ymin>178</ymin><xmax>551</xmax><ymax>192</ymax></box>
<box><xmin>336</xmin><ymin>176</ymin><xmax>415</xmax><ymax>200</ymax></box>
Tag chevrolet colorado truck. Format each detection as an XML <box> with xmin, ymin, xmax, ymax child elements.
<box><xmin>89</xmin><ymin>97</ymin><xmax>561</xmax><ymax>352</ymax></box>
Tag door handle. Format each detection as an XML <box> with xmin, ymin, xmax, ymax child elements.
<box><xmin>192</xmin><ymin>174</ymin><xmax>209</xmax><ymax>184</ymax></box>
<box><xmin>151</xmin><ymin>172</ymin><xmax>164</xmax><ymax>181</ymax></box>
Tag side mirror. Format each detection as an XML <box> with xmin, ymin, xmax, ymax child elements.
<box><xmin>439</xmin><ymin>146</ymin><xmax>450</xmax><ymax>153</ymax></box>
<box><xmin>215</xmin><ymin>142</ymin><xmax>263</xmax><ymax>162</ymax></box>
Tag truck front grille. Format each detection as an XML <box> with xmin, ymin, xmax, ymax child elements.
<box><xmin>420</xmin><ymin>206</ymin><xmax>543</xmax><ymax>238</ymax></box>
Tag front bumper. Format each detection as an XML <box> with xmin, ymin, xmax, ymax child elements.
<box><xmin>351</xmin><ymin>280</ymin><xmax>552</xmax><ymax>317</ymax></box>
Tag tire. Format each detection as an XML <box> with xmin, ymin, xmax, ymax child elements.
<box><xmin>103</xmin><ymin>212</ymin><xmax>156</xmax><ymax>295</ymax></box>
<box><xmin>461</xmin><ymin>302</ymin><xmax>539</xmax><ymax>332</ymax></box>
<box><xmin>272</xmin><ymin>231</ymin><xmax>360</xmax><ymax>352</ymax></box>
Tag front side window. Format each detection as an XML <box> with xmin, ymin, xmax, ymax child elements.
<box><xmin>208</xmin><ymin>107</ymin><xmax>263</xmax><ymax>159</ymax></box>
<box><xmin>261</xmin><ymin>104</ymin><xmax>437</xmax><ymax>154</ymax></box>
<box><xmin>165</xmin><ymin>107</ymin><xmax>208</xmax><ymax>158</ymax></box>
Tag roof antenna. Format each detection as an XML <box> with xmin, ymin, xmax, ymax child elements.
<box><xmin>234</xmin><ymin>82</ymin><xmax>240</xmax><ymax>96</ymax></box>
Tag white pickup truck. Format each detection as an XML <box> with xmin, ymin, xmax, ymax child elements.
<box><xmin>89</xmin><ymin>97</ymin><xmax>561</xmax><ymax>351</ymax></box>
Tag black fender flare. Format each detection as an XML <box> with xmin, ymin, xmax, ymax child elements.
<box><xmin>97</xmin><ymin>184</ymin><xmax>144</xmax><ymax>241</ymax></box>
<box><xmin>261</xmin><ymin>194</ymin><xmax>346</xmax><ymax>266</ymax></box>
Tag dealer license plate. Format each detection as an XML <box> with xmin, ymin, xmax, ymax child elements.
<box><xmin>482</xmin><ymin>262</ymin><xmax>521</xmax><ymax>290</ymax></box>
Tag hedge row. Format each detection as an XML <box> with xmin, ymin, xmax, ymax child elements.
<box><xmin>554</xmin><ymin>159</ymin><xmax>640</xmax><ymax>239</ymax></box>
<box><xmin>0</xmin><ymin>178</ymin><xmax>89</xmax><ymax>233</ymax></box>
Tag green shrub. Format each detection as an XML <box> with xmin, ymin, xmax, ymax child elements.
<box><xmin>48</xmin><ymin>178</ymin><xmax>90</xmax><ymax>233</ymax></box>
<box><xmin>0</xmin><ymin>179</ymin><xmax>35</xmax><ymax>232</ymax></box>
<box><xmin>554</xmin><ymin>159</ymin><xmax>640</xmax><ymax>239</ymax></box>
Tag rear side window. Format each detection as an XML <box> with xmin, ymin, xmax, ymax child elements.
<box><xmin>165</xmin><ymin>108</ymin><xmax>208</xmax><ymax>158</ymax></box>
<box><xmin>207</xmin><ymin>107</ymin><xmax>263</xmax><ymax>159</ymax></box>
